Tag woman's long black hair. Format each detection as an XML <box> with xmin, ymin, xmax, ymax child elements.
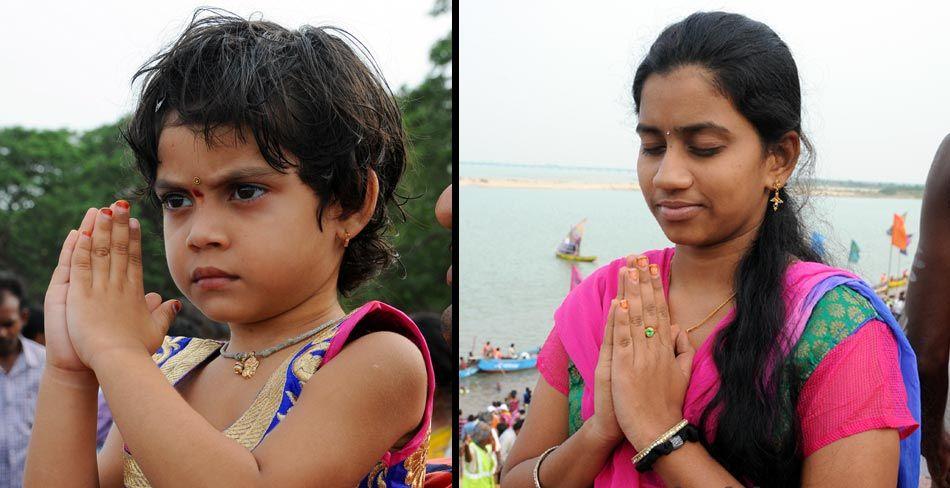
<box><xmin>632</xmin><ymin>12</ymin><xmax>822</xmax><ymax>486</ymax></box>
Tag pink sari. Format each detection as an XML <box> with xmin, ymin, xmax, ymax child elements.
<box><xmin>551</xmin><ymin>248</ymin><xmax>920</xmax><ymax>487</ymax></box>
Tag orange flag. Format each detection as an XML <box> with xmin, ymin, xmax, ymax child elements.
<box><xmin>891</xmin><ymin>213</ymin><xmax>908</xmax><ymax>252</ymax></box>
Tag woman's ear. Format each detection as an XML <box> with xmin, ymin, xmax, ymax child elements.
<box><xmin>765</xmin><ymin>131</ymin><xmax>801</xmax><ymax>187</ymax></box>
<box><xmin>341</xmin><ymin>169</ymin><xmax>380</xmax><ymax>237</ymax></box>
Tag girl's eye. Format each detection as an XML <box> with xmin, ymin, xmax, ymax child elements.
<box><xmin>160</xmin><ymin>193</ymin><xmax>193</xmax><ymax>211</ymax></box>
<box><xmin>231</xmin><ymin>184</ymin><xmax>266</xmax><ymax>202</ymax></box>
<box><xmin>690</xmin><ymin>146</ymin><xmax>724</xmax><ymax>157</ymax></box>
<box><xmin>641</xmin><ymin>146</ymin><xmax>666</xmax><ymax>156</ymax></box>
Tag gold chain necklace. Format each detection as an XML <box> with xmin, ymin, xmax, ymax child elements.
<box><xmin>220</xmin><ymin>314</ymin><xmax>348</xmax><ymax>379</ymax></box>
<box><xmin>684</xmin><ymin>293</ymin><xmax>736</xmax><ymax>334</ymax></box>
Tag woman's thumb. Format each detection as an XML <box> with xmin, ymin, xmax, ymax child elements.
<box><xmin>673</xmin><ymin>325</ymin><xmax>695</xmax><ymax>373</ymax></box>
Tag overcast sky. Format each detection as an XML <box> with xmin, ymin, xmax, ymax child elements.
<box><xmin>461</xmin><ymin>0</ymin><xmax>950</xmax><ymax>184</ymax></box>
<box><xmin>0</xmin><ymin>0</ymin><xmax>448</xmax><ymax>131</ymax></box>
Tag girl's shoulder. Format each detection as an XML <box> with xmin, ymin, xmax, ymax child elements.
<box><xmin>323</xmin><ymin>300</ymin><xmax>430</xmax><ymax>365</ymax></box>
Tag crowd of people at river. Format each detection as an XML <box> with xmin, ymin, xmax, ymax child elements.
<box><xmin>459</xmin><ymin>387</ymin><xmax>532</xmax><ymax>486</ymax></box>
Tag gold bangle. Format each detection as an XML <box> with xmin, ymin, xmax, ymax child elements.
<box><xmin>630</xmin><ymin>419</ymin><xmax>689</xmax><ymax>465</ymax></box>
<box><xmin>533</xmin><ymin>445</ymin><xmax>559</xmax><ymax>488</ymax></box>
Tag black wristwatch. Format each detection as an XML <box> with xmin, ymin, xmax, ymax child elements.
<box><xmin>635</xmin><ymin>423</ymin><xmax>701</xmax><ymax>472</ymax></box>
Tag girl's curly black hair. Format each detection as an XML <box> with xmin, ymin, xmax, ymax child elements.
<box><xmin>125</xmin><ymin>8</ymin><xmax>407</xmax><ymax>295</ymax></box>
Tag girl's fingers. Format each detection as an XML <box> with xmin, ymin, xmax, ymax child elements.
<box><xmin>70</xmin><ymin>208</ymin><xmax>99</xmax><ymax>287</ymax></box>
<box><xmin>128</xmin><ymin>217</ymin><xmax>144</xmax><ymax>293</ymax></box>
<box><xmin>51</xmin><ymin>208</ymin><xmax>97</xmax><ymax>287</ymax></box>
<box><xmin>90</xmin><ymin>208</ymin><xmax>114</xmax><ymax>288</ymax></box>
<box><xmin>109</xmin><ymin>201</ymin><xmax>131</xmax><ymax>284</ymax></box>
<box><xmin>49</xmin><ymin>230</ymin><xmax>79</xmax><ymax>287</ymax></box>
<box><xmin>650</xmin><ymin>263</ymin><xmax>673</xmax><ymax>346</ymax></box>
<box><xmin>144</xmin><ymin>292</ymin><xmax>163</xmax><ymax>312</ymax></box>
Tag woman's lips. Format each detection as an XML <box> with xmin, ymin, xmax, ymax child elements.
<box><xmin>193</xmin><ymin>276</ymin><xmax>238</xmax><ymax>290</ymax></box>
<box><xmin>657</xmin><ymin>204</ymin><xmax>703</xmax><ymax>222</ymax></box>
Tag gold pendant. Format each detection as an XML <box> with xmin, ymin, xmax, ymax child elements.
<box><xmin>233</xmin><ymin>354</ymin><xmax>260</xmax><ymax>379</ymax></box>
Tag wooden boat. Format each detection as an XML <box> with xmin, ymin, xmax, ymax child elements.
<box><xmin>459</xmin><ymin>365</ymin><xmax>479</xmax><ymax>378</ymax></box>
<box><xmin>555</xmin><ymin>219</ymin><xmax>596</xmax><ymax>262</ymax></box>
<box><xmin>477</xmin><ymin>356</ymin><xmax>538</xmax><ymax>373</ymax></box>
<box><xmin>556</xmin><ymin>252</ymin><xmax>596</xmax><ymax>262</ymax></box>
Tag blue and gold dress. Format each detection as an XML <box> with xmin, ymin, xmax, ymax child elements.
<box><xmin>122</xmin><ymin>301</ymin><xmax>435</xmax><ymax>487</ymax></box>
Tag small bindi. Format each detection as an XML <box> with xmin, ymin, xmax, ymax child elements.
<box><xmin>193</xmin><ymin>176</ymin><xmax>201</xmax><ymax>185</ymax></box>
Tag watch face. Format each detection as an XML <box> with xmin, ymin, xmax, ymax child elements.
<box><xmin>670</xmin><ymin>436</ymin><xmax>685</xmax><ymax>449</ymax></box>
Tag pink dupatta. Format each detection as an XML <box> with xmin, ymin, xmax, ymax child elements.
<box><xmin>551</xmin><ymin>248</ymin><xmax>920</xmax><ymax>487</ymax></box>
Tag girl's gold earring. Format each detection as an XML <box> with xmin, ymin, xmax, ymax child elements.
<box><xmin>342</xmin><ymin>230</ymin><xmax>351</xmax><ymax>248</ymax></box>
<box><xmin>770</xmin><ymin>180</ymin><xmax>784</xmax><ymax>211</ymax></box>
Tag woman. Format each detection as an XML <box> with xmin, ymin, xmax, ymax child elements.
<box><xmin>501</xmin><ymin>11</ymin><xmax>919</xmax><ymax>488</ymax></box>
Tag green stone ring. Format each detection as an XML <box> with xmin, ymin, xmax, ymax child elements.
<box><xmin>644</xmin><ymin>327</ymin><xmax>656</xmax><ymax>338</ymax></box>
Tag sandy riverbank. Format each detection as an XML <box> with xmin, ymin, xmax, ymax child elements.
<box><xmin>460</xmin><ymin>177</ymin><xmax>922</xmax><ymax>199</ymax></box>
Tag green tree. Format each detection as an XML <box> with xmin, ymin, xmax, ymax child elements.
<box><xmin>0</xmin><ymin>121</ymin><xmax>176</xmax><ymax>304</ymax></box>
<box><xmin>346</xmin><ymin>4</ymin><xmax>452</xmax><ymax>314</ymax></box>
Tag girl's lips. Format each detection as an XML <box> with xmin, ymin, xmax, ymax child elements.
<box><xmin>193</xmin><ymin>276</ymin><xmax>238</xmax><ymax>290</ymax></box>
<box><xmin>657</xmin><ymin>204</ymin><xmax>703</xmax><ymax>221</ymax></box>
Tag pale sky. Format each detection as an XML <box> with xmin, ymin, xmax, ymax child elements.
<box><xmin>0</xmin><ymin>0</ymin><xmax>449</xmax><ymax>131</ymax></box>
<box><xmin>460</xmin><ymin>0</ymin><xmax>950</xmax><ymax>184</ymax></box>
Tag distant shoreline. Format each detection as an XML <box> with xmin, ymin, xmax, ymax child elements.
<box><xmin>460</xmin><ymin>177</ymin><xmax>923</xmax><ymax>199</ymax></box>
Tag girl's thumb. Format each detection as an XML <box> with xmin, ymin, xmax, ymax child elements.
<box><xmin>152</xmin><ymin>299</ymin><xmax>182</xmax><ymax>336</ymax></box>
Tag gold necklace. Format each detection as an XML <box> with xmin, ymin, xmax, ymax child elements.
<box><xmin>685</xmin><ymin>293</ymin><xmax>736</xmax><ymax>334</ymax></box>
<box><xmin>220</xmin><ymin>314</ymin><xmax>348</xmax><ymax>379</ymax></box>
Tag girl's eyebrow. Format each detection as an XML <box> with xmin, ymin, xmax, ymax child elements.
<box><xmin>154</xmin><ymin>166</ymin><xmax>281</xmax><ymax>191</ymax></box>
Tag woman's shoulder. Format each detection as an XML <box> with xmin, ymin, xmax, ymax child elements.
<box><xmin>792</xmin><ymin>285</ymin><xmax>881</xmax><ymax>381</ymax></box>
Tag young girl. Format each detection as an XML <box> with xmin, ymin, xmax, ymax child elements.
<box><xmin>502</xmin><ymin>12</ymin><xmax>920</xmax><ymax>488</ymax></box>
<box><xmin>25</xmin><ymin>11</ymin><xmax>437</xmax><ymax>487</ymax></box>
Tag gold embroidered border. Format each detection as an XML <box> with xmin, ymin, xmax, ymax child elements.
<box><xmin>291</xmin><ymin>336</ymin><xmax>333</xmax><ymax>384</ymax></box>
<box><xmin>403</xmin><ymin>432</ymin><xmax>430</xmax><ymax>488</ymax></box>
<box><xmin>159</xmin><ymin>338</ymin><xmax>223</xmax><ymax>385</ymax></box>
<box><xmin>223</xmin><ymin>351</ymin><xmax>297</xmax><ymax>449</ymax></box>
<box><xmin>150</xmin><ymin>336</ymin><xmax>187</xmax><ymax>365</ymax></box>
<box><xmin>122</xmin><ymin>450</ymin><xmax>153</xmax><ymax>488</ymax></box>
<box><xmin>123</xmin><ymin>327</ymin><xmax>344</xmax><ymax>485</ymax></box>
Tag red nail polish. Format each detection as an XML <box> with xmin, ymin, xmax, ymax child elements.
<box><xmin>101</xmin><ymin>208</ymin><xmax>113</xmax><ymax>217</ymax></box>
<box><xmin>81</xmin><ymin>230</ymin><xmax>92</xmax><ymax>237</ymax></box>
<box><xmin>116</xmin><ymin>200</ymin><xmax>130</xmax><ymax>209</ymax></box>
<box><xmin>172</xmin><ymin>300</ymin><xmax>182</xmax><ymax>313</ymax></box>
